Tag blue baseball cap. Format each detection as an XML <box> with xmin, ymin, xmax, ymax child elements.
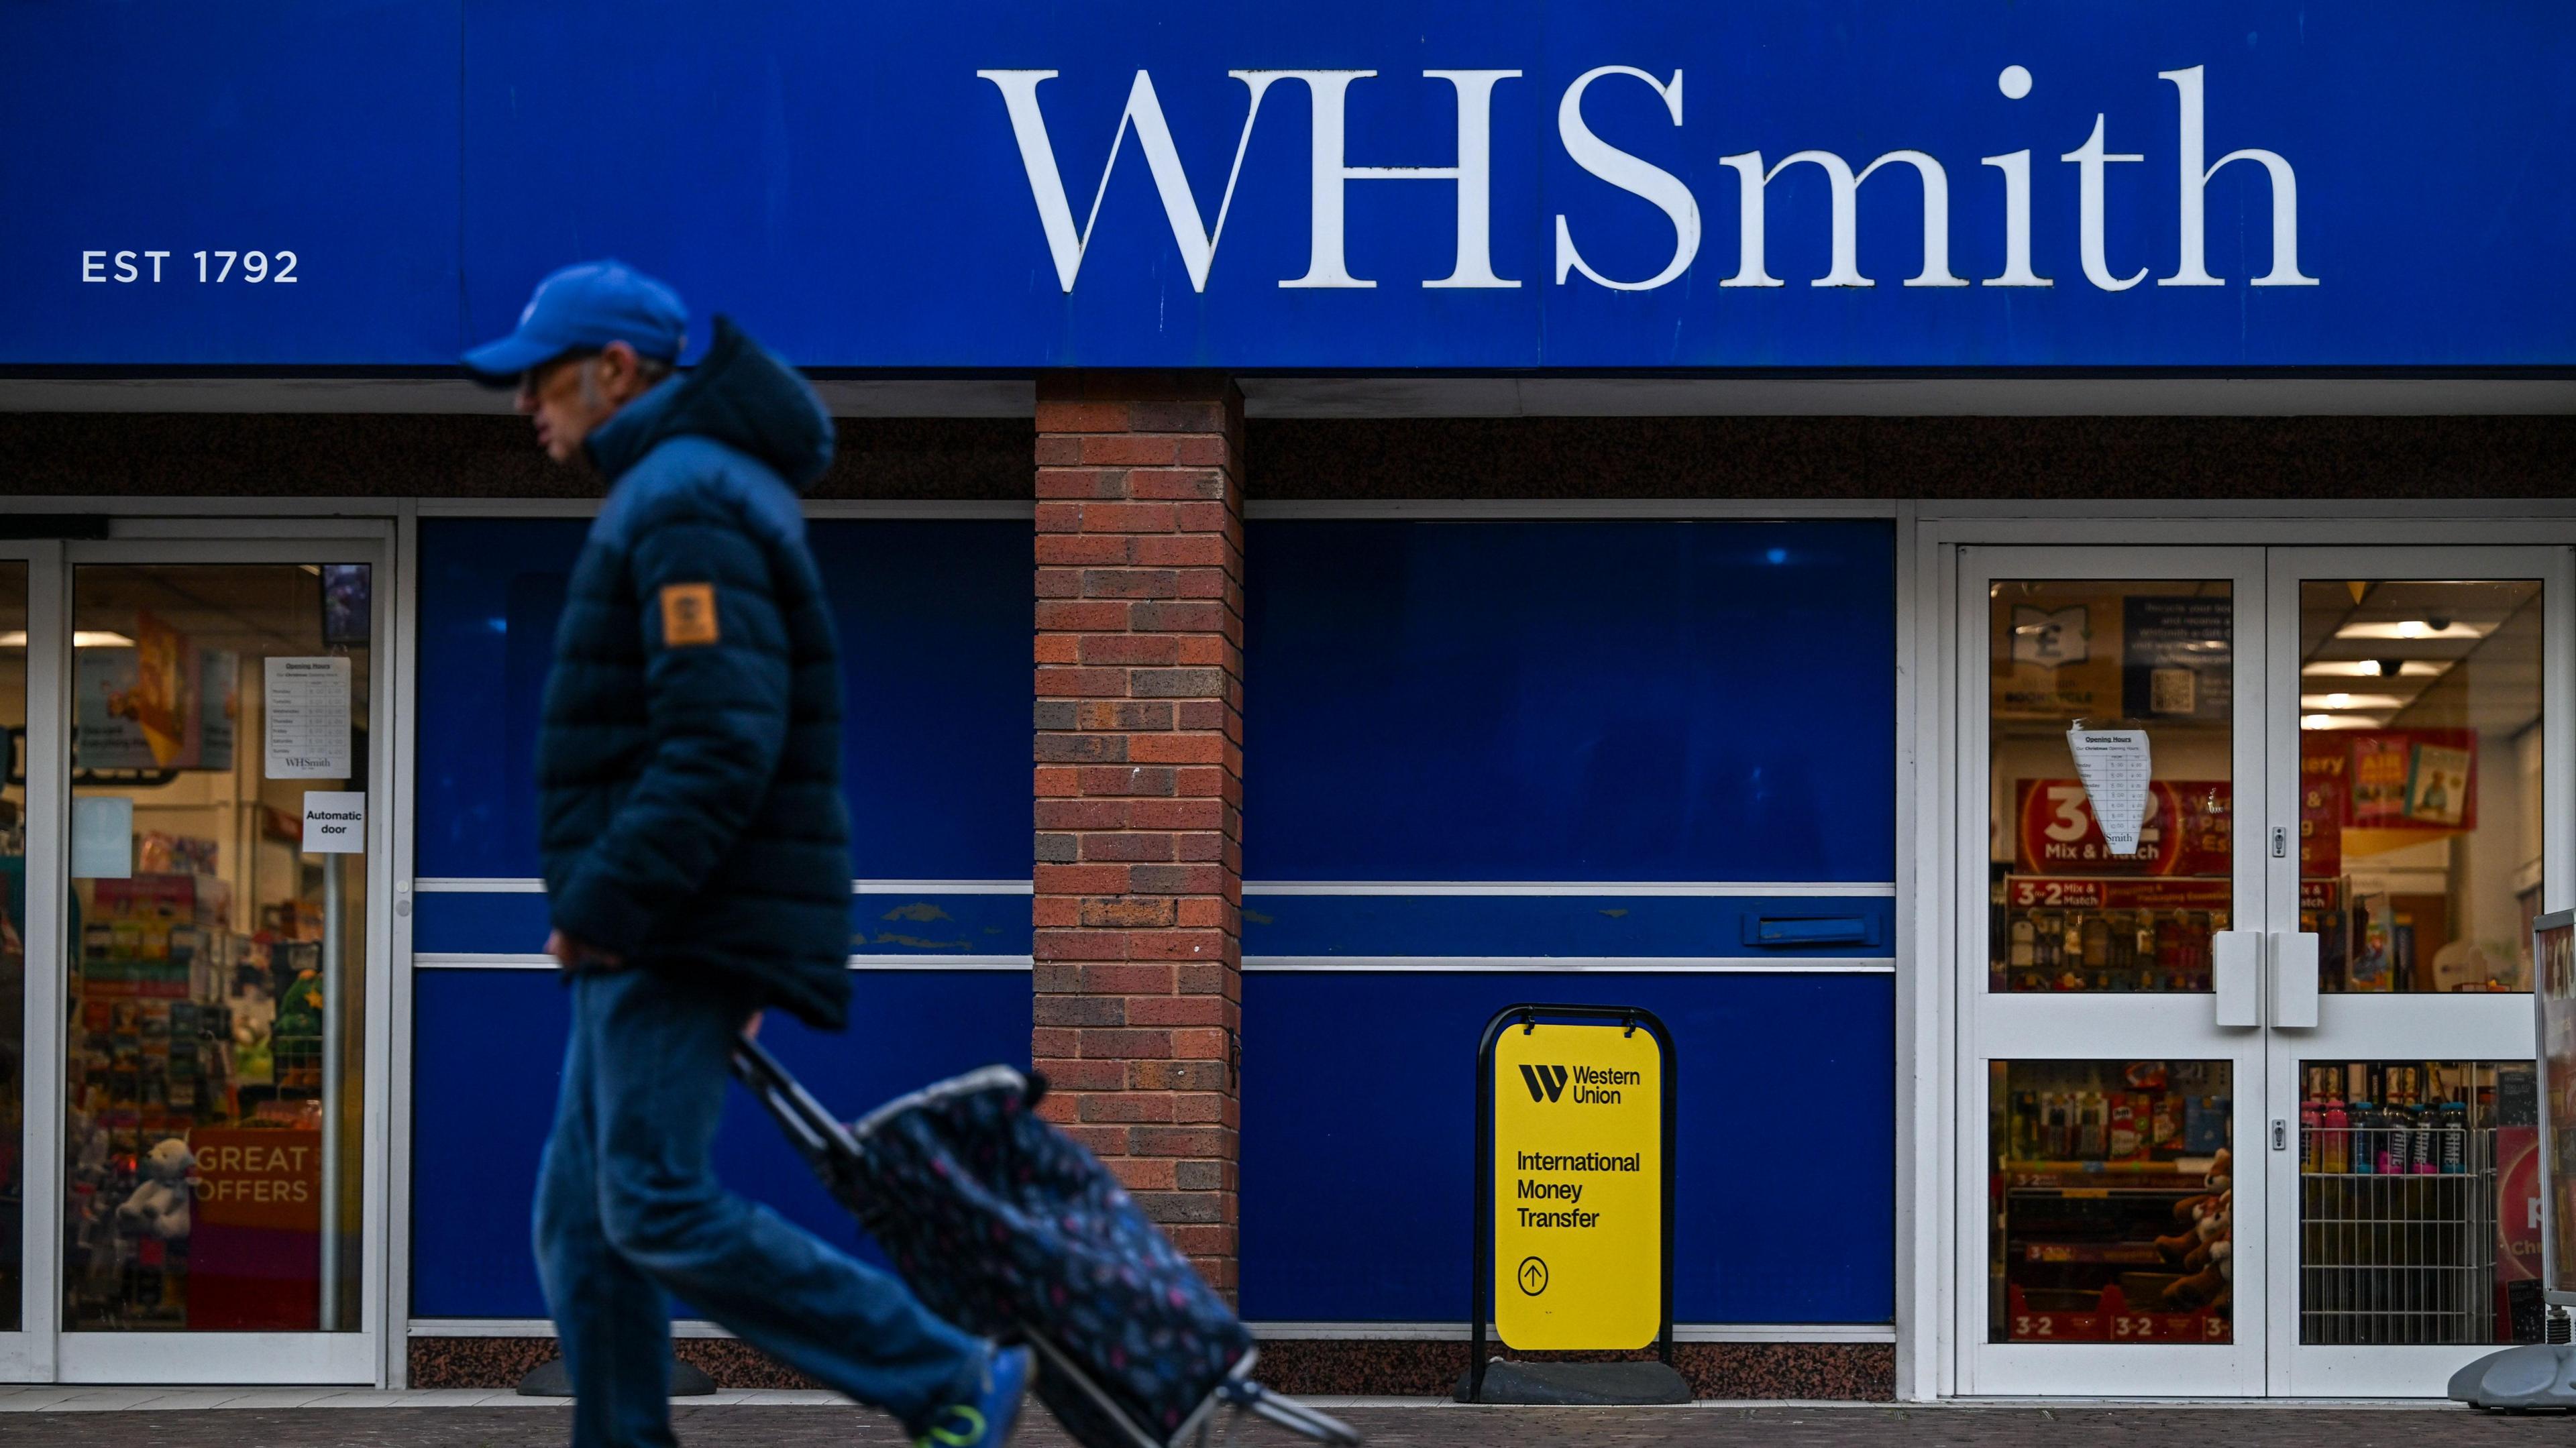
<box><xmin>462</xmin><ymin>260</ymin><xmax>686</xmax><ymax>381</ymax></box>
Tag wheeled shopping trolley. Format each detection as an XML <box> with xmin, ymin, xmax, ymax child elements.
<box><xmin>732</xmin><ymin>1038</ymin><xmax>1362</xmax><ymax>1448</ymax></box>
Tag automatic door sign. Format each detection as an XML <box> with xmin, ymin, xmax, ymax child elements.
<box><xmin>1492</xmin><ymin>1022</ymin><xmax>1662</xmax><ymax>1349</ymax></box>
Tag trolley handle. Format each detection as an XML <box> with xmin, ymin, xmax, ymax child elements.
<box><xmin>730</xmin><ymin>1035</ymin><xmax>863</xmax><ymax>1164</ymax></box>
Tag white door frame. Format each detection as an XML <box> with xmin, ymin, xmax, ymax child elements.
<box><xmin>13</xmin><ymin>528</ymin><xmax>397</xmax><ymax>1386</ymax></box>
<box><xmin>1915</xmin><ymin>511</ymin><xmax>2576</xmax><ymax>1399</ymax></box>
<box><xmin>0</xmin><ymin>541</ymin><xmax>68</xmax><ymax>1383</ymax></box>
<box><xmin>1951</xmin><ymin>544</ymin><xmax>2271</xmax><ymax>1396</ymax></box>
<box><xmin>2259</xmin><ymin>544</ymin><xmax>2573</xmax><ymax>1396</ymax></box>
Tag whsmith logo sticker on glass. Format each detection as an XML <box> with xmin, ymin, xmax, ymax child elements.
<box><xmin>1493</xmin><ymin>1023</ymin><xmax>1661</xmax><ymax>1350</ymax></box>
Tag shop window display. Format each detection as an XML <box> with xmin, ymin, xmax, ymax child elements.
<box><xmin>1989</xmin><ymin>581</ymin><xmax>2237</xmax><ymax>994</ymax></box>
<box><xmin>61</xmin><ymin>564</ymin><xmax>366</xmax><ymax>1333</ymax></box>
<box><xmin>2297</xmin><ymin>581</ymin><xmax>2542</xmax><ymax>995</ymax></box>
<box><xmin>1</xmin><ymin>562</ymin><xmax>26</xmax><ymax>1332</ymax></box>
<box><xmin>2297</xmin><ymin>1060</ymin><xmax>2540</xmax><ymax>1345</ymax></box>
<box><xmin>1990</xmin><ymin>1060</ymin><xmax>2235</xmax><ymax>1344</ymax></box>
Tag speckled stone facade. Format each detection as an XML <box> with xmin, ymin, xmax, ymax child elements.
<box><xmin>3</xmin><ymin>412</ymin><xmax>2567</xmax><ymax>501</ymax></box>
<box><xmin>1246</xmin><ymin>415</ymin><xmax>2576</xmax><ymax>500</ymax></box>
<box><xmin>1253</xmin><ymin>1341</ymin><xmax>1893</xmax><ymax>1400</ymax></box>
<box><xmin>408</xmin><ymin>1336</ymin><xmax>824</xmax><ymax>1391</ymax></box>
<box><xmin>0</xmin><ymin>414</ymin><xmax>1027</xmax><ymax>500</ymax></box>
<box><xmin>405</xmin><ymin>1334</ymin><xmax>1892</xmax><ymax>1398</ymax></box>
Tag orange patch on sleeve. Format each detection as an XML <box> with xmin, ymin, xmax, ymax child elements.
<box><xmin>658</xmin><ymin>582</ymin><xmax>720</xmax><ymax>647</ymax></box>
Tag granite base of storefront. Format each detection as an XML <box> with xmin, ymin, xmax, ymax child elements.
<box><xmin>1244</xmin><ymin>1341</ymin><xmax>1894</xmax><ymax>1401</ymax></box>
<box><xmin>407</xmin><ymin>1337</ymin><xmax>822</xmax><ymax>1391</ymax></box>
<box><xmin>407</xmin><ymin>1335</ymin><xmax>1893</xmax><ymax>1399</ymax></box>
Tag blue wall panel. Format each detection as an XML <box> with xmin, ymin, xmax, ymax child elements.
<box><xmin>411</xmin><ymin>514</ymin><xmax>1038</xmax><ymax>1315</ymax></box>
<box><xmin>1242</xmin><ymin>893</ymin><xmax>1890</xmax><ymax>960</ymax></box>
<box><xmin>1241</xmin><ymin>519</ymin><xmax>1895</xmax><ymax>885</ymax></box>
<box><xmin>415</xmin><ymin>518</ymin><xmax>586</xmax><ymax>883</ymax></box>
<box><xmin>415</xmin><ymin>889</ymin><xmax>1033</xmax><ymax>959</ymax></box>
<box><xmin>415</xmin><ymin>517</ymin><xmax>1030</xmax><ymax>883</ymax></box>
<box><xmin>1236</xmin><ymin>970</ymin><xmax>1895</xmax><ymax>1325</ymax></box>
<box><xmin>410</xmin><ymin>968</ymin><xmax>1032</xmax><ymax>1319</ymax></box>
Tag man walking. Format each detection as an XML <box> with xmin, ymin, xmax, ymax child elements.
<box><xmin>465</xmin><ymin>260</ymin><xmax>1031</xmax><ymax>1448</ymax></box>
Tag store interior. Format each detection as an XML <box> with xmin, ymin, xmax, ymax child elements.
<box><xmin>1984</xmin><ymin>575</ymin><xmax>2548</xmax><ymax>1349</ymax></box>
<box><xmin>52</xmin><ymin>563</ymin><xmax>370</xmax><ymax>1334</ymax></box>
<box><xmin>1988</xmin><ymin>578</ymin><xmax>2544</xmax><ymax>996</ymax></box>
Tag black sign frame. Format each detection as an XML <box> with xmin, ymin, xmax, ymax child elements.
<box><xmin>1468</xmin><ymin>1001</ymin><xmax>1676</xmax><ymax>1402</ymax></box>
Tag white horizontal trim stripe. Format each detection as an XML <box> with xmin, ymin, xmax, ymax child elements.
<box><xmin>1246</xmin><ymin>1321</ymin><xmax>1896</xmax><ymax>1344</ymax></box>
<box><xmin>845</xmin><ymin>954</ymin><xmax>1034</xmax><ymax>970</ymax></box>
<box><xmin>412</xmin><ymin>877</ymin><xmax>1037</xmax><ymax>895</ymax></box>
<box><xmin>1242</xmin><ymin>880</ymin><xmax>1894</xmax><ymax>897</ymax></box>
<box><xmin>422</xmin><ymin>876</ymin><xmax>1885</xmax><ymax>896</ymax></box>
<box><xmin>1243</xmin><ymin>956</ymin><xmax>1894</xmax><ymax>973</ymax></box>
<box><xmin>415</xmin><ymin>953</ymin><xmax>1034</xmax><ymax>972</ymax></box>
<box><xmin>407</xmin><ymin>1317</ymin><xmax>1892</xmax><ymax>1345</ymax></box>
<box><xmin>411</xmin><ymin>1318</ymin><xmax>733</xmax><ymax>1339</ymax></box>
<box><xmin>1246</xmin><ymin>497</ymin><xmax>1900</xmax><ymax>520</ymax></box>
<box><xmin>421</xmin><ymin>877</ymin><xmax>1884</xmax><ymax>898</ymax></box>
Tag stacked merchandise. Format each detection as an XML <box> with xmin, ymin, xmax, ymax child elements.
<box><xmin>1992</xmin><ymin>1060</ymin><xmax>2234</xmax><ymax>1342</ymax></box>
<box><xmin>61</xmin><ymin>837</ymin><xmax>328</xmax><ymax>1330</ymax></box>
<box><xmin>1994</xmin><ymin>889</ymin><xmax>2225</xmax><ymax>994</ymax></box>
<box><xmin>2295</xmin><ymin>1062</ymin><xmax>2532</xmax><ymax>1347</ymax></box>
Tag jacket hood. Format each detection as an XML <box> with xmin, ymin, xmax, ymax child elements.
<box><xmin>584</xmin><ymin>316</ymin><xmax>835</xmax><ymax>491</ymax></box>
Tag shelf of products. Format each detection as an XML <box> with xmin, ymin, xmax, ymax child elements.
<box><xmin>62</xmin><ymin>844</ymin><xmax>331</xmax><ymax>1332</ymax></box>
<box><xmin>2294</xmin><ymin>1061</ymin><xmax>2530</xmax><ymax>1346</ymax></box>
<box><xmin>1990</xmin><ymin>1059</ymin><xmax>2235</xmax><ymax>1344</ymax></box>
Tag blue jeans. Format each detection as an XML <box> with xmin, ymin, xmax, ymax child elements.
<box><xmin>535</xmin><ymin>964</ymin><xmax>987</xmax><ymax>1447</ymax></box>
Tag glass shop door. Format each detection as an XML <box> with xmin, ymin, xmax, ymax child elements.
<box><xmin>34</xmin><ymin>538</ymin><xmax>390</xmax><ymax>1386</ymax></box>
<box><xmin>2261</xmin><ymin>548</ymin><xmax>2567</xmax><ymax>1395</ymax></box>
<box><xmin>1959</xmin><ymin>546</ymin><xmax>2272</xmax><ymax>1396</ymax></box>
<box><xmin>1957</xmin><ymin>541</ymin><xmax>2569</xmax><ymax>1398</ymax></box>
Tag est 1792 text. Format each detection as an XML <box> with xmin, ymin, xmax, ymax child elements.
<box><xmin>83</xmin><ymin>249</ymin><xmax>299</xmax><ymax>284</ymax></box>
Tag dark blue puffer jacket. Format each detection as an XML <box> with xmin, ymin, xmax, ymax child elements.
<box><xmin>535</xmin><ymin>317</ymin><xmax>853</xmax><ymax>1028</ymax></box>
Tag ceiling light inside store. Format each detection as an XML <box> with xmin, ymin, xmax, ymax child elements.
<box><xmin>2334</xmin><ymin>619</ymin><xmax>2488</xmax><ymax>641</ymax></box>
<box><xmin>2300</xmin><ymin>714</ymin><xmax>2336</xmax><ymax>730</ymax></box>
<box><xmin>0</xmin><ymin>630</ymin><xmax>136</xmax><ymax>649</ymax></box>
<box><xmin>2300</xmin><ymin>693</ymin><xmax>2404</xmax><ymax>711</ymax></box>
<box><xmin>2303</xmin><ymin>659</ymin><xmax>2443</xmax><ymax>678</ymax></box>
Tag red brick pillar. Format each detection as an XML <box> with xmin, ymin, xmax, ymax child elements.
<box><xmin>1031</xmin><ymin>372</ymin><xmax>1245</xmax><ymax>1296</ymax></box>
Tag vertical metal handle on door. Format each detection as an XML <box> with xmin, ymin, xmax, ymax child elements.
<box><xmin>2213</xmin><ymin>930</ymin><xmax>2262</xmax><ymax>1026</ymax></box>
<box><xmin>2271</xmin><ymin>931</ymin><xmax>2320</xmax><ymax>1028</ymax></box>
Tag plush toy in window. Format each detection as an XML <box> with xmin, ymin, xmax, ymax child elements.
<box><xmin>2157</xmin><ymin>1149</ymin><xmax>2233</xmax><ymax>1312</ymax></box>
<box><xmin>114</xmin><ymin>1137</ymin><xmax>196</xmax><ymax>1242</ymax></box>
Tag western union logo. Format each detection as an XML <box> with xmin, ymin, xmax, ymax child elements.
<box><xmin>1519</xmin><ymin>1063</ymin><xmax>1639</xmax><ymax>1104</ymax></box>
<box><xmin>1519</xmin><ymin>1064</ymin><xmax>1568</xmax><ymax>1102</ymax></box>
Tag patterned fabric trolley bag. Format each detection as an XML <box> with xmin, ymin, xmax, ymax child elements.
<box><xmin>731</xmin><ymin>1038</ymin><xmax>1361</xmax><ymax>1448</ymax></box>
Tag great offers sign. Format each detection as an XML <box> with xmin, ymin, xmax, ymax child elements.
<box><xmin>3</xmin><ymin>1</ymin><xmax>2570</xmax><ymax>369</ymax></box>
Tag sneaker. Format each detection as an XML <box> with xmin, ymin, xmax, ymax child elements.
<box><xmin>914</xmin><ymin>1344</ymin><xmax>1033</xmax><ymax>1448</ymax></box>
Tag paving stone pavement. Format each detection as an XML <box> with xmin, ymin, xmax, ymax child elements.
<box><xmin>2</xmin><ymin>1404</ymin><xmax>2574</xmax><ymax>1447</ymax></box>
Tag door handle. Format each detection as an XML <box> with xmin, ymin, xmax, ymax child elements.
<box><xmin>2272</xmin><ymin>930</ymin><xmax>2320</xmax><ymax>1028</ymax></box>
<box><xmin>2213</xmin><ymin>930</ymin><xmax>2261</xmax><ymax>1026</ymax></box>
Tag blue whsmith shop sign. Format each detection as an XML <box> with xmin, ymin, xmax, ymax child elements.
<box><xmin>4</xmin><ymin>1</ymin><xmax>2571</xmax><ymax>371</ymax></box>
